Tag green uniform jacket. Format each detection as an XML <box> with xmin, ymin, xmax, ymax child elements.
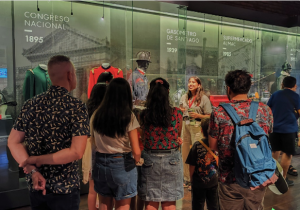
<box><xmin>23</xmin><ymin>66</ymin><xmax>52</xmax><ymax>101</ymax></box>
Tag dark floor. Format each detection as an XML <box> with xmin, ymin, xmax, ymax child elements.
<box><xmin>7</xmin><ymin>155</ymin><xmax>300</xmax><ymax>210</ymax></box>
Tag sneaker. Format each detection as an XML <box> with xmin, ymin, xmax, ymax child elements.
<box><xmin>286</xmin><ymin>178</ymin><xmax>294</xmax><ymax>186</ymax></box>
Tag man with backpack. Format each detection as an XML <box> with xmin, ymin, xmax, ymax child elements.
<box><xmin>267</xmin><ymin>76</ymin><xmax>300</xmax><ymax>186</ymax></box>
<box><xmin>209</xmin><ymin>70</ymin><xmax>275</xmax><ymax>210</ymax></box>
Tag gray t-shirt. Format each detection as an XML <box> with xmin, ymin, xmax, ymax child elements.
<box><xmin>179</xmin><ymin>94</ymin><xmax>212</xmax><ymax>117</ymax></box>
<box><xmin>91</xmin><ymin>113</ymin><xmax>140</xmax><ymax>154</ymax></box>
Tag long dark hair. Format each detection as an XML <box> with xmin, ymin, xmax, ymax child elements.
<box><xmin>86</xmin><ymin>84</ymin><xmax>107</xmax><ymax>119</ymax></box>
<box><xmin>86</xmin><ymin>72</ymin><xmax>113</xmax><ymax>119</ymax></box>
<box><xmin>186</xmin><ymin>76</ymin><xmax>204</xmax><ymax>105</ymax></box>
<box><xmin>93</xmin><ymin>78</ymin><xmax>133</xmax><ymax>138</ymax></box>
<box><xmin>141</xmin><ymin>77</ymin><xmax>172</xmax><ymax>128</ymax></box>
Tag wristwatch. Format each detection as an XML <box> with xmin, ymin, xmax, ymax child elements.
<box><xmin>30</xmin><ymin>168</ymin><xmax>39</xmax><ymax>176</ymax></box>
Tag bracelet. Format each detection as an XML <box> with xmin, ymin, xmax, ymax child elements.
<box><xmin>30</xmin><ymin>168</ymin><xmax>39</xmax><ymax>176</ymax></box>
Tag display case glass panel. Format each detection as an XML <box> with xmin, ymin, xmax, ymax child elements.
<box><xmin>2</xmin><ymin>1</ymin><xmax>300</xmax><ymax>208</ymax></box>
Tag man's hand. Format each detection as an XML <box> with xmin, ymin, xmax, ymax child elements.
<box><xmin>32</xmin><ymin>172</ymin><xmax>46</xmax><ymax>195</ymax></box>
<box><xmin>20</xmin><ymin>156</ymin><xmax>41</xmax><ymax>168</ymax></box>
<box><xmin>22</xmin><ymin>164</ymin><xmax>37</xmax><ymax>174</ymax></box>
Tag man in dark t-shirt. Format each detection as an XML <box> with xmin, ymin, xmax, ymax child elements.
<box><xmin>268</xmin><ymin>76</ymin><xmax>300</xmax><ymax>186</ymax></box>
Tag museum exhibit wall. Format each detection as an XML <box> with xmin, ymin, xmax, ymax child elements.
<box><xmin>1</xmin><ymin>1</ymin><xmax>299</xmax><ymax>114</ymax></box>
<box><xmin>0</xmin><ymin>1</ymin><xmax>300</xmax><ymax>207</ymax></box>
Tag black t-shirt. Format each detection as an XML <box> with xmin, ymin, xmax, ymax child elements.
<box><xmin>185</xmin><ymin>138</ymin><xmax>218</xmax><ymax>188</ymax></box>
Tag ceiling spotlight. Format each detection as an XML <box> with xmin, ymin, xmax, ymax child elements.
<box><xmin>102</xmin><ymin>0</ymin><xmax>104</xmax><ymax>20</ymax></box>
<box><xmin>71</xmin><ymin>2</ymin><xmax>73</xmax><ymax>15</ymax></box>
<box><xmin>37</xmin><ymin>0</ymin><xmax>40</xmax><ymax>11</ymax></box>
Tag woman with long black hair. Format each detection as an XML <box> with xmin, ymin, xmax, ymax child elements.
<box><xmin>83</xmin><ymin>71</ymin><xmax>114</xmax><ymax>210</ymax></box>
<box><xmin>91</xmin><ymin>78</ymin><xmax>141</xmax><ymax>210</ymax></box>
<box><xmin>139</xmin><ymin>78</ymin><xmax>184</xmax><ymax>210</ymax></box>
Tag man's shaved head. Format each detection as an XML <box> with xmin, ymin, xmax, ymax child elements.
<box><xmin>47</xmin><ymin>55</ymin><xmax>77</xmax><ymax>91</ymax></box>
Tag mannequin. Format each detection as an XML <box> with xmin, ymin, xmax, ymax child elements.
<box><xmin>277</xmin><ymin>62</ymin><xmax>292</xmax><ymax>91</ymax></box>
<box><xmin>172</xmin><ymin>79</ymin><xmax>185</xmax><ymax>106</ymax></box>
<box><xmin>87</xmin><ymin>63</ymin><xmax>123</xmax><ymax>98</ymax></box>
<box><xmin>132</xmin><ymin>51</ymin><xmax>151</xmax><ymax>102</ymax></box>
<box><xmin>101</xmin><ymin>63</ymin><xmax>110</xmax><ymax>69</ymax></box>
<box><xmin>23</xmin><ymin>64</ymin><xmax>52</xmax><ymax>101</ymax></box>
<box><xmin>39</xmin><ymin>64</ymin><xmax>48</xmax><ymax>70</ymax></box>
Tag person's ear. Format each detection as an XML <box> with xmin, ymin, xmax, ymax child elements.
<box><xmin>67</xmin><ymin>71</ymin><xmax>72</xmax><ymax>82</ymax></box>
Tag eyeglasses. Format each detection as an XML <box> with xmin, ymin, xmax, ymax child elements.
<box><xmin>224</xmin><ymin>85</ymin><xmax>228</xmax><ymax>91</ymax></box>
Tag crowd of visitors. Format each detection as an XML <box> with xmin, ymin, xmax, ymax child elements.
<box><xmin>7</xmin><ymin>55</ymin><xmax>300</xmax><ymax>210</ymax></box>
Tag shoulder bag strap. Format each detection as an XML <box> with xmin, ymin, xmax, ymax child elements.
<box><xmin>220</xmin><ymin>103</ymin><xmax>241</xmax><ymax>125</ymax></box>
<box><xmin>199</xmin><ymin>140</ymin><xmax>219</xmax><ymax>166</ymax></box>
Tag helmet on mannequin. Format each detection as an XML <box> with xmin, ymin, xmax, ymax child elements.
<box><xmin>282</xmin><ymin>62</ymin><xmax>292</xmax><ymax>74</ymax></box>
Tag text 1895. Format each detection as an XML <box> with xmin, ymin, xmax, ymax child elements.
<box><xmin>25</xmin><ymin>35</ymin><xmax>43</xmax><ymax>43</ymax></box>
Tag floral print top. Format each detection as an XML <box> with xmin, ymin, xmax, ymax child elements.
<box><xmin>144</xmin><ymin>107</ymin><xmax>183</xmax><ymax>150</ymax></box>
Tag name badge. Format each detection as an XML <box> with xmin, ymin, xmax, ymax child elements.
<box><xmin>249</xmin><ymin>143</ymin><xmax>257</xmax><ymax>148</ymax></box>
<box><xmin>186</xmin><ymin>120</ymin><xmax>190</xmax><ymax>125</ymax></box>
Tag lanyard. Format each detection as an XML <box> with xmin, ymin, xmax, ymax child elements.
<box><xmin>188</xmin><ymin>96</ymin><xmax>196</xmax><ymax>108</ymax></box>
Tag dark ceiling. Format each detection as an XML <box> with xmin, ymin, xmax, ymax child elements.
<box><xmin>218</xmin><ymin>1</ymin><xmax>300</xmax><ymax>17</ymax></box>
<box><xmin>184</xmin><ymin>1</ymin><xmax>300</xmax><ymax>28</ymax></box>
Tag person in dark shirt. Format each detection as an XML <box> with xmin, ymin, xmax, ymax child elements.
<box><xmin>186</xmin><ymin>117</ymin><xmax>218</xmax><ymax>210</ymax></box>
<box><xmin>267</xmin><ymin>76</ymin><xmax>300</xmax><ymax>186</ymax></box>
<box><xmin>8</xmin><ymin>55</ymin><xmax>90</xmax><ymax>210</ymax></box>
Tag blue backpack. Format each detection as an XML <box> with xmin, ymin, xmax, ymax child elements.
<box><xmin>221</xmin><ymin>101</ymin><xmax>276</xmax><ymax>189</ymax></box>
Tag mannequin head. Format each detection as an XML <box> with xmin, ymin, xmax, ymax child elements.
<box><xmin>135</xmin><ymin>51</ymin><xmax>151</xmax><ymax>71</ymax></box>
<box><xmin>136</xmin><ymin>60</ymin><xmax>150</xmax><ymax>71</ymax></box>
<box><xmin>282</xmin><ymin>62</ymin><xmax>292</xmax><ymax>75</ymax></box>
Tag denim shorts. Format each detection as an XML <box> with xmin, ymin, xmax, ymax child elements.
<box><xmin>138</xmin><ymin>149</ymin><xmax>184</xmax><ymax>202</ymax></box>
<box><xmin>92</xmin><ymin>152</ymin><xmax>137</xmax><ymax>200</ymax></box>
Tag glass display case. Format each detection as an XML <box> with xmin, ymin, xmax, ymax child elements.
<box><xmin>1</xmin><ymin>0</ymin><xmax>300</xmax><ymax>209</ymax></box>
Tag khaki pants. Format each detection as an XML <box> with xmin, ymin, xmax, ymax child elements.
<box><xmin>219</xmin><ymin>183</ymin><xmax>266</xmax><ymax>210</ymax></box>
<box><xmin>182</xmin><ymin>120</ymin><xmax>202</xmax><ymax>182</ymax></box>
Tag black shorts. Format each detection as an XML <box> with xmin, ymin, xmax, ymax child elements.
<box><xmin>269</xmin><ymin>132</ymin><xmax>297</xmax><ymax>156</ymax></box>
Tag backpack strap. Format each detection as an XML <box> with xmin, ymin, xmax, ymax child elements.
<box><xmin>249</xmin><ymin>101</ymin><xmax>259</xmax><ymax>121</ymax></box>
<box><xmin>220</xmin><ymin>103</ymin><xmax>241</xmax><ymax>125</ymax></box>
<box><xmin>199</xmin><ymin>140</ymin><xmax>219</xmax><ymax>166</ymax></box>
